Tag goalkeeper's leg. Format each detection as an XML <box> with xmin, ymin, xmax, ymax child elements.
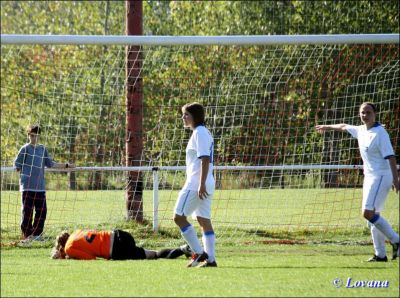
<box><xmin>143</xmin><ymin>247</ymin><xmax>187</xmax><ymax>259</ymax></box>
<box><xmin>156</xmin><ymin>247</ymin><xmax>186</xmax><ymax>259</ymax></box>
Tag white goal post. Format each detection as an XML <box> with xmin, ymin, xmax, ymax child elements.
<box><xmin>1</xmin><ymin>34</ymin><xmax>399</xmax><ymax>243</ymax></box>
<box><xmin>2</xmin><ymin>34</ymin><xmax>399</xmax><ymax>45</ymax></box>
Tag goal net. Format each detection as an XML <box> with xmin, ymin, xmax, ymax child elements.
<box><xmin>1</xmin><ymin>34</ymin><xmax>399</xmax><ymax>245</ymax></box>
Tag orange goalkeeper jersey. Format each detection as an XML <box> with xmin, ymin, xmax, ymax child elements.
<box><xmin>65</xmin><ymin>230</ymin><xmax>112</xmax><ymax>260</ymax></box>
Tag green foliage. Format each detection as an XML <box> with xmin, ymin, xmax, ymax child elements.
<box><xmin>144</xmin><ymin>1</ymin><xmax>399</xmax><ymax>35</ymax></box>
<box><xmin>1</xmin><ymin>1</ymin><xmax>399</xmax><ymax>185</ymax></box>
<box><xmin>0</xmin><ymin>1</ymin><xmax>124</xmax><ymax>35</ymax></box>
<box><xmin>1</xmin><ymin>5</ymin><xmax>399</xmax><ymax>296</ymax></box>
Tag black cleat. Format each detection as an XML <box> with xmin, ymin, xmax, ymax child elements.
<box><xmin>197</xmin><ymin>260</ymin><xmax>218</xmax><ymax>267</ymax></box>
<box><xmin>367</xmin><ymin>255</ymin><xmax>388</xmax><ymax>262</ymax></box>
<box><xmin>391</xmin><ymin>242</ymin><xmax>399</xmax><ymax>260</ymax></box>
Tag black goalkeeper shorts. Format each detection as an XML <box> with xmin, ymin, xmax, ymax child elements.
<box><xmin>110</xmin><ymin>229</ymin><xmax>146</xmax><ymax>260</ymax></box>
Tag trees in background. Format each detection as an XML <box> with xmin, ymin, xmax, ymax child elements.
<box><xmin>1</xmin><ymin>1</ymin><xmax>398</xmax><ymax>189</ymax></box>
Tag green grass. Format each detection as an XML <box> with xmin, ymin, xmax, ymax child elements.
<box><xmin>1</xmin><ymin>242</ymin><xmax>399</xmax><ymax>297</ymax></box>
<box><xmin>1</xmin><ymin>188</ymin><xmax>399</xmax><ymax>296</ymax></box>
<box><xmin>1</xmin><ymin>188</ymin><xmax>399</xmax><ymax>244</ymax></box>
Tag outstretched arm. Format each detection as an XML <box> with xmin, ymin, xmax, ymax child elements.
<box><xmin>315</xmin><ymin>124</ymin><xmax>348</xmax><ymax>133</ymax></box>
<box><xmin>52</xmin><ymin>162</ymin><xmax>75</xmax><ymax>169</ymax></box>
<box><xmin>44</xmin><ymin>147</ymin><xmax>75</xmax><ymax>169</ymax></box>
<box><xmin>65</xmin><ymin>247</ymin><xmax>96</xmax><ymax>260</ymax></box>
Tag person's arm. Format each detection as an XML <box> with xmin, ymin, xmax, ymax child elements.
<box><xmin>388</xmin><ymin>156</ymin><xmax>399</xmax><ymax>193</ymax></box>
<box><xmin>198</xmin><ymin>156</ymin><xmax>210</xmax><ymax>200</ymax></box>
<box><xmin>43</xmin><ymin>147</ymin><xmax>75</xmax><ymax>169</ymax></box>
<box><xmin>14</xmin><ymin>147</ymin><xmax>25</xmax><ymax>172</ymax></box>
<box><xmin>65</xmin><ymin>247</ymin><xmax>96</xmax><ymax>260</ymax></box>
<box><xmin>51</xmin><ymin>162</ymin><xmax>75</xmax><ymax>169</ymax></box>
<box><xmin>315</xmin><ymin>124</ymin><xmax>348</xmax><ymax>132</ymax></box>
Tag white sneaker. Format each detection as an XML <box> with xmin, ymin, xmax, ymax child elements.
<box><xmin>19</xmin><ymin>236</ymin><xmax>35</xmax><ymax>246</ymax></box>
<box><xmin>32</xmin><ymin>235</ymin><xmax>44</xmax><ymax>241</ymax></box>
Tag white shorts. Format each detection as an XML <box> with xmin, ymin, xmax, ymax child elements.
<box><xmin>174</xmin><ymin>189</ymin><xmax>213</xmax><ymax>219</ymax></box>
<box><xmin>362</xmin><ymin>174</ymin><xmax>392</xmax><ymax>212</ymax></box>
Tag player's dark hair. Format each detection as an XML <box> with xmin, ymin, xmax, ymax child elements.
<box><xmin>51</xmin><ymin>231</ymin><xmax>70</xmax><ymax>259</ymax></box>
<box><xmin>182</xmin><ymin>102</ymin><xmax>205</xmax><ymax>127</ymax></box>
<box><xmin>26</xmin><ymin>124</ymin><xmax>41</xmax><ymax>135</ymax></box>
<box><xmin>360</xmin><ymin>102</ymin><xmax>377</xmax><ymax>113</ymax></box>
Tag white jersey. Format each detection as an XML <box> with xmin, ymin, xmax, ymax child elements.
<box><xmin>183</xmin><ymin>125</ymin><xmax>215</xmax><ymax>192</ymax></box>
<box><xmin>346</xmin><ymin>123</ymin><xmax>395</xmax><ymax>176</ymax></box>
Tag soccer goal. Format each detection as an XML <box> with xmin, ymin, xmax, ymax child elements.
<box><xmin>1</xmin><ymin>34</ymin><xmax>399</xmax><ymax>244</ymax></box>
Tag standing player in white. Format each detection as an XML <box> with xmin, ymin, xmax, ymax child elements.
<box><xmin>316</xmin><ymin>102</ymin><xmax>399</xmax><ymax>262</ymax></box>
<box><xmin>174</xmin><ymin>102</ymin><xmax>217</xmax><ymax>267</ymax></box>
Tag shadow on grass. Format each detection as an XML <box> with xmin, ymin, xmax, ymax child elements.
<box><xmin>220</xmin><ymin>265</ymin><xmax>391</xmax><ymax>270</ymax></box>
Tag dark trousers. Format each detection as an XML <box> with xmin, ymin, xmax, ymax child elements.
<box><xmin>21</xmin><ymin>191</ymin><xmax>47</xmax><ymax>238</ymax></box>
<box><xmin>111</xmin><ymin>229</ymin><xmax>146</xmax><ymax>260</ymax></box>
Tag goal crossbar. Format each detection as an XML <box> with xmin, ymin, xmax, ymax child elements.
<box><xmin>1</xmin><ymin>34</ymin><xmax>399</xmax><ymax>45</ymax></box>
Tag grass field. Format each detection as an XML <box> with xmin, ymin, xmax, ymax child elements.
<box><xmin>1</xmin><ymin>189</ymin><xmax>399</xmax><ymax>297</ymax></box>
<box><xmin>1</xmin><ymin>189</ymin><xmax>399</xmax><ymax>243</ymax></box>
<box><xmin>1</xmin><ymin>242</ymin><xmax>399</xmax><ymax>297</ymax></box>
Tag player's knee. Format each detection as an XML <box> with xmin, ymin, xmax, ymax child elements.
<box><xmin>197</xmin><ymin>217</ymin><xmax>213</xmax><ymax>231</ymax></box>
<box><xmin>173</xmin><ymin>214</ymin><xmax>179</xmax><ymax>225</ymax></box>
<box><xmin>173</xmin><ymin>214</ymin><xmax>186</xmax><ymax>226</ymax></box>
<box><xmin>363</xmin><ymin>209</ymin><xmax>375</xmax><ymax>221</ymax></box>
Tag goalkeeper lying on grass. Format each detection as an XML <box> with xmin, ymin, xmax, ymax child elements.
<box><xmin>51</xmin><ymin>229</ymin><xmax>192</xmax><ymax>260</ymax></box>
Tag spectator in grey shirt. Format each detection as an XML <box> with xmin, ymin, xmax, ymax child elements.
<box><xmin>14</xmin><ymin>124</ymin><xmax>74</xmax><ymax>241</ymax></box>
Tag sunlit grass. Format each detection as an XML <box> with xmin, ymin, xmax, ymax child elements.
<box><xmin>1</xmin><ymin>189</ymin><xmax>398</xmax><ymax>244</ymax></box>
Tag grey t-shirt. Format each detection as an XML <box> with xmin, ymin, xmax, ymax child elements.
<box><xmin>14</xmin><ymin>144</ymin><xmax>55</xmax><ymax>192</ymax></box>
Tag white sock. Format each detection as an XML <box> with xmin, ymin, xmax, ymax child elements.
<box><xmin>180</xmin><ymin>224</ymin><xmax>203</xmax><ymax>254</ymax></box>
<box><xmin>370</xmin><ymin>224</ymin><xmax>386</xmax><ymax>258</ymax></box>
<box><xmin>371</xmin><ymin>214</ymin><xmax>399</xmax><ymax>244</ymax></box>
<box><xmin>202</xmin><ymin>231</ymin><xmax>216</xmax><ymax>262</ymax></box>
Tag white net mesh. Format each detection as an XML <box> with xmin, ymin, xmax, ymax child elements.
<box><xmin>1</xmin><ymin>39</ymin><xmax>399</xmax><ymax>244</ymax></box>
